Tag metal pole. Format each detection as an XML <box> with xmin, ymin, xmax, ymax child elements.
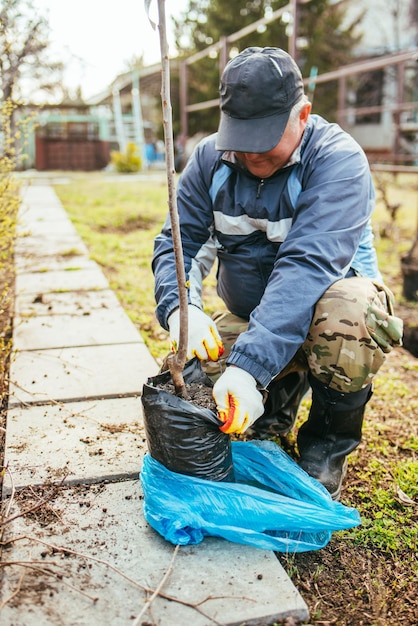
<box><xmin>393</xmin><ymin>61</ymin><xmax>406</xmax><ymax>161</ymax></box>
<box><xmin>337</xmin><ymin>75</ymin><xmax>347</xmax><ymax>128</ymax></box>
<box><xmin>219</xmin><ymin>36</ymin><xmax>228</xmax><ymax>73</ymax></box>
<box><xmin>180</xmin><ymin>61</ymin><xmax>188</xmax><ymax>140</ymax></box>
<box><xmin>112</xmin><ymin>85</ymin><xmax>126</xmax><ymax>153</ymax></box>
<box><xmin>289</xmin><ymin>0</ymin><xmax>298</xmax><ymax>60</ymax></box>
<box><xmin>131</xmin><ymin>69</ymin><xmax>146</xmax><ymax>168</ymax></box>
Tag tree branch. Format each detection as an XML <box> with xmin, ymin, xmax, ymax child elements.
<box><xmin>157</xmin><ymin>0</ymin><xmax>189</xmax><ymax>397</ymax></box>
<box><xmin>132</xmin><ymin>544</ymin><xmax>179</xmax><ymax>625</ymax></box>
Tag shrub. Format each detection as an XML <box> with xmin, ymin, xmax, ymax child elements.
<box><xmin>110</xmin><ymin>142</ymin><xmax>142</xmax><ymax>173</ymax></box>
<box><xmin>0</xmin><ymin>100</ymin><xmax>21</xmax><ymax>406</ymax></box>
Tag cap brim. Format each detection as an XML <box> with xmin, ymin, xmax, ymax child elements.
<box><xmin>215</xmin><ymin>110</ymin><xmax>291</xmax><ymax>153</ymax></box>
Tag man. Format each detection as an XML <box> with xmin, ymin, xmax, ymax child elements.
<box><xmin>153</xmin><ymin>47</ymin><xmax>403</xmax><ymax>499</ymax></box>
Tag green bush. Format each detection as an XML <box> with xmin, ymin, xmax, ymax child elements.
<box><xmin>0</xmin><ymin>100</ymin><xmax>20</xmax><ymax>405</ymax></box>
<box><xmin>110</xmin><ymin>142</ymin><xmax>142</xmax><ymax>173</ymax></box>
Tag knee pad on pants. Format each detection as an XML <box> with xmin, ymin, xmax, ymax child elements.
<box><xmin>302</xmin><ymin>277</ymin><xmax>403</xmax><ymax>393</ymax></box>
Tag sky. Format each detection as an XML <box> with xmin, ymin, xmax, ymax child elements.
<box><xmin>33</xmin><ymin>0</ymin><xmax>190</xmax><ymax>99</ymax></box>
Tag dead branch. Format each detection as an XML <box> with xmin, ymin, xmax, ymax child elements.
<box><xmin>0</xmin><ymin>568</ymin><xmax>26</xmax><ymax>611</ymax></box>
<box><xmin>2</xmin><ymin>534</ymin><xmax>151</xmax><ymax>591</ymax></box>
<box><xmin>1</xmin><ymin>466</ymin><xmax>16</xmax><ymax>524</ymax></box>
<box><xmin>27</xmin><ymin>484</ymin><xmax>66</xmax><ymax>525</ymax></box>
<box><xmin>0</xmin><ymin>560</ymin><xmax>98</xmax><ymax>604</ymax></box>
<box><xmin>1</xmin><ymin>534</ymin><xmax>247</xmax><ymax>624</ymax></box>
<box><xmin>5</xmin><ymin>377</ymin><xmax>42</xmax><ymax>407</ymax></box>
<box><xmin>374</xmin><ymin>173</ymin><xmax>402</xmax><ymax>234</ymax></box>
<box><xmin>132</xmin><ymin>544</ymin><xmax>179</xmax><ymax>625</ymax></box>
<box><xmin>0</xmin><ymin>474</ymin><xmax>67</xmax><ymax>528</ymax></box>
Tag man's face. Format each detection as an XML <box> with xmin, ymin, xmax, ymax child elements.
<box><xmin>235</xmin><ymin>102</ymin><xmax>311</xmax><ymax>178</ymax></box>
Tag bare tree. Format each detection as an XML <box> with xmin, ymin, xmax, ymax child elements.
<box><xmin>0</xmin><ymin>0</ymin><xmax>64</xmax><ymax>105</ymax></box>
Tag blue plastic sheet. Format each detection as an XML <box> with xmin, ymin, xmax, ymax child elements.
<box><xmin>140</xmin><ymin>440</ymin><xmax>361</xmax><ymax>552</ymax></box>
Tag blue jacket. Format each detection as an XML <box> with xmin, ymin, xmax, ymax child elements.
<box><xmin>153</xmin><ymin>114</ymin><xmax>381</xmax><ymax>388</ymax></box>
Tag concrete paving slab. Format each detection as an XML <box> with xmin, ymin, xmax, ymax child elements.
<box><xmin>18</xmin><ymin>203</ymin><xmax>75</xmax><ymax>222</ymax></box>
<box><xmin>14</xmin><ymin>307</ymin><xmax>141</xmax><ymax>350</ymax></box>
<box><xmin>18</xmin><ymin>206</ymin><xmax>70</xmax><ymax>226</ymax></box>
<box><xmin>3</xmin><ymin>397</ymin><xmax>146</xmax><ymax>489</ymax></box>
<box><xmin>0</xmin><ymin>480</ymin><xmax>309</xmax><ymax>625</ymax></box>
<box><xmin>20</xmin><ymin>184</ymin><xmax>67</xmax><ymax>208</ymax></box>
<box><xmin>15</xmin><ymin>266</ymin><xmax>110</xmax><ymax>295</ymax></box>
<box><xmin>8</xmin><ymin>343</ymin><xmax>159</xmax><ymax>407</ymax></box>
<box><xmin>14</xmin><ymin>234</ymin><xmax>88</xmax><ymax>258</ymax></box>
<box><xmin>17</xmin><ymin>215</ymin><xmax>79</xmax><ymax>238</ymax></box>
<box><xmin>15</xmin><ymin>289</ymin><xmax>123</xmax><ymax>318</ymax></box>
<box><xmin>15</xmin><ymin>254</ymin><xmax>95</xmax><ymax>274</ymax></box>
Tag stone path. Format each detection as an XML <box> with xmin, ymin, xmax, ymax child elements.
<box><xmin>0</xmin><ymin>182</ymin><xmax>309</xmax><ymax>625</ymax></box>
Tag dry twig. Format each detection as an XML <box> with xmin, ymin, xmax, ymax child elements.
<box><xmin>1</xmin><ymin>466</ymin><xmax>16</xmax><ymax>524</ymax></box>
<box><xmin>0</xmin><ymin>568</ymin><xmax>26</xmax><ymax>610</ymax></box>
<box><xmin>0</xmin><ymin>560</ymin><xmax>98</xmax><ymax>605</ymax></box>
<box><xmin>132</xmin><ymin>544</ymin><xmax>179</xmax><ymax>625</ymax></box>
<box><xmin>0</xmin><ymin>474</ymin><xmax>67</xmax><ymax>528</ymax></box>
<box><xmin>1</xmin><ymin>534</ymin><xmax>247</xmax><ymax>624</ymax></box>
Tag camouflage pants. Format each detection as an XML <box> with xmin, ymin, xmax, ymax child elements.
<box><xmin>203</xmin><ymin>277</ymin><xmax>403</xmax><ymax>393</ymax></box>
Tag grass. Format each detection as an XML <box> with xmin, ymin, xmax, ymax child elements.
<box><xmin>52</xmin><ymin>170</ymin><xmax>418</xmax><ymax>624</ymax></box>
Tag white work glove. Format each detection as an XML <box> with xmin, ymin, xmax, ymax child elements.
<box><xmin>168</xmin><ymin>305</ymin><xmax>224</xmax><ymax>362</ymax></box>
<box><xmin>213</xmin><ymin>366</ymin><xmax>264</xmax><ymax>434</ymax></box>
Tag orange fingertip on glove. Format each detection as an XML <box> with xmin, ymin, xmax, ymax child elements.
<box><xmin>218</xmin><ymin>393</ymin><xmax>250</xmax><ymax>434</ymax></box>
<box><xmin>218</xmin><ymin>392</ymin><xmax>236</xmax><ymax>433</ymax></box>
<box><xmin>192</xmin><ymin>326</ymin><xmax>224</xmax><ymax>361</ymax></box>
<box><xmin>204</xmin><ymin>327</ymin><xmax>225</xmax><ymax>361</ymax></box>
<box><xmin>213</xmin><ymin>366</ymin><xmax>265</xmax><ymax>435</ymax></box>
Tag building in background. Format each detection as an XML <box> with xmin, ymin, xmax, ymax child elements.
<box><xmin>16</xmin><ymin>62</ymin><xmax>169</xmax><ymax>172</ymax></box>
<box><xmin>340</xmin><ymin>0</ymin><xmax>418</xmax><ymax>161</ymax></box>
<box><xmin>13</xmin><ymin>1</ymin><xmax>418</xmax><ymax>171</ymax></box>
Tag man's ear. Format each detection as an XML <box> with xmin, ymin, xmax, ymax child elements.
<box><xmin>300</xmin><ymin>102</ymin><xmax>311</xmax><ymax>127</ymax></box>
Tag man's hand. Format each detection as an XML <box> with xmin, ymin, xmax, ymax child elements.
<box><xmin>213</xmin><ymin>366</ymin><xmax>264</xmax><ymax>434</ymax></box>
<box><xmin>168</xmin><ymin>305</ymin><xmax>224</xmax><ymax>361</ymax></box>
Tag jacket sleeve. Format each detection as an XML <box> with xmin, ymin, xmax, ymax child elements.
<box><xmin>227</xmin><ymin>127</ymin><xmax>377</xmax><ymax>387</ymax></box>
<box><xmin>152</xmin><ymin>136</ymin><xmax>219</xmax><ymax>330</ymax></box>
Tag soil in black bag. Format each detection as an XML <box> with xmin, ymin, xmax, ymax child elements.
<box><xmin>141</xmin><ymin>358</ymin><xmax>235</xmax><ymax>482</ymax></box>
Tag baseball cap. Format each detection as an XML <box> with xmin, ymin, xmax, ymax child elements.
<box><xmin>216</xmin><ymin>47</ymin><xmax>304</xmax><ymax>153</ymax></box>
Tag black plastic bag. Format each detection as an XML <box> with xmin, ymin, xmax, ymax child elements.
<box><xmin>141</xmin><ymin>358</ymin><xmax>234</xmax><ymax>482</ymax></box>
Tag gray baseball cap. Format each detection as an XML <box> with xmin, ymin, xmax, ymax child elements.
<box><xmin>216</xmin><ymin>47</ymin><xmax>304</xmax><ymax>153</ymax></box>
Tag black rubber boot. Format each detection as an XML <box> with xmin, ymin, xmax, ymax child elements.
<box><xmin>250</xmin><ymin>372</ymin><xmax>310</xmax><ymax>438</ymax></box>
<box><xmin>297</xmin><ymin>375</ymin><xmax>373</xmax><ymax>500</ymax></box>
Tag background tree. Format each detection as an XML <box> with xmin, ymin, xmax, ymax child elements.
<box><xmin>0</xmin><ymin>0</ymin><xmax>64</xmax><ymax>107</ymax></box>
<box><xmin>173</xmin><ymin>0</ymin><xmax>363</xmax><ymax>135</ymax></box>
